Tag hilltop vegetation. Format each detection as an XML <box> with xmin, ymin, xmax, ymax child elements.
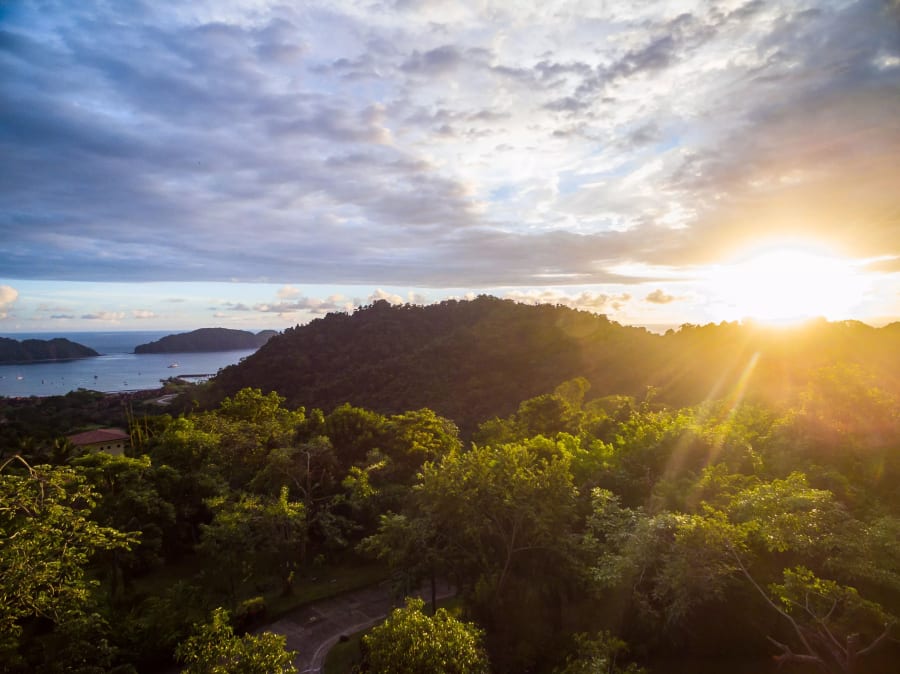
<box><xmin>134</xmin><ymin>328</ymin><xmax>277</xmax><ymax>354</ymax></box>
<box><xmin>0</xmin><ymin>336</ymin><xmax>98</xmax><ymax>364</ymax></box>
<box><xmin>3</xmin><ymin>373</ymin><xmax>899</xmax><ymax>673</ymax></box>
<box><xmin>207</xmin><ymin>297</ymin><xmax>900</xmax><ymax>435</ymax></box>
<box><xmin>2</xmin><ymin>299</ymin><xmax>899</xmax><ymax>673</ymax></box>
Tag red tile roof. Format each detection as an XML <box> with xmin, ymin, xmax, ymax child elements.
<box><xmin>67</xmin><ymin>428</ymin><xmax>130</xmax><ymax>446</ymax></box>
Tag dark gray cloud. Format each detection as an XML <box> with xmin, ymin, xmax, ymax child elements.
<box><xmin>401</xmin><ymin>45</ymin><xmax>464</xmax><ymax>74</ymax></box>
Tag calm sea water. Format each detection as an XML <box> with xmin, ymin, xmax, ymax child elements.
<box><xmin>0</xmin><ymin>331</ymin><xmax>259</xmax><ymax>398</ymax></box>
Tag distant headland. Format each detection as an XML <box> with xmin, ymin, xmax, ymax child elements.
<box><xmin>134</xmin><ymin>328</ymin><xmax>278</xmax><ymax>354</ymax></box>
<box><xmin>0</xmin><ymin>337</ymin><xmax>99</xmax><ymax>364</ymax></box>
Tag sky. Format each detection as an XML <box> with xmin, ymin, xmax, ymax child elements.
<box><xmin>1</xmin><ymin>0</ymin><xmax>899</xmax><ymax>333</ymax></box>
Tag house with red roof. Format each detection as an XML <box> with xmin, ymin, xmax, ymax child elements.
<box><xmin>67</xmin><ymin>427</ymin><xmax>130</xmax><ymax>456</ymax></box>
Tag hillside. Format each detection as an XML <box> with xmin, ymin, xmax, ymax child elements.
<box><xmin>134</xmin><ymin>328</ymin><xmax>277</xmax><ymax>353</ymax></box>
<box><xmin>0</xmin><ymin>337</ymin><xmax>99</xmax><ymax>364</ymax></box>
<box><xmin>206</xmin><ymin>297</ymin><xmax>900</xmax><ymax>435</ymax></box>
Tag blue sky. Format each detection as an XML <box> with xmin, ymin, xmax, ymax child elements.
<box><xmin>2</xmin><ymin>0</ymin><xmax>899</xmax><ymax>332</ymax></box>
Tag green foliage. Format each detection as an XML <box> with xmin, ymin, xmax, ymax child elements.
<box><xmin>198</xmin><ymin>487</ymin><xmax>306</xmax><ymax>602</ymax></box>
<box><xmin>411</xmin><ymin>440</ymin><xmax>581</xmax><ymax>670</ymax></box>
<box><xmin>71</xmin><ymin>452</ymin><xmax>176</xmax><ymax>586</ymax></box>
<box><xmin>589</xmin><ymin>471</ymin><xmax>898</xmax><ymax>671</ymax></box>
<box><xmin>4</xmin><ymin>310</ymin><xmax>900</xmax><ymax>672</ymax></box>
<box><xmin>361</xmin><ymin>597</ymin><xmax>489</xmax><ymax>674</ymax></box>
<box><xmin>0</xmin><ymin>457</ymin><xmax>136</xmax><ymax>669</ymax></box>
<box><xmin>416</xmin><ymin>442</ymin><xmax>578</xmax><ymax>604</ymax></box>
<box><xmin>554</xmin><ymin>631</ymin><xmax>647</xmax><ymax>674</ymax></box>
<box><xmin>176</xmin><ymin>607</ymin><xmax>296</xmax><ymax>674</ymax></box>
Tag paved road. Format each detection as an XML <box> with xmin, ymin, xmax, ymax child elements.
<box><xmin>263</xmin><ymin>580</ymin><xmax>455</xmax><ymax>673</ymax></box>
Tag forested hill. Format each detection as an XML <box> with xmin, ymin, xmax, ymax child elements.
<box><xmin>205</xmin><ymin>297</ymin><xmax>900</xmax><ymax>434</ymax></box>
<box><xmin>134</xmin><ymin>327</ymin><xmax>277</xmax><ymax>353</ymax></box>
<box><xmin>0</xmin><ymin>337</ymin><xmax>99</xmax><ymax>364</ymax></box>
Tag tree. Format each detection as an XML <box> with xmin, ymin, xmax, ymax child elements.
<box><xmin>412</xmin><ymin>440</ymin><xmax>580</xmax><ymax>670</ymax></box>
<box><xmin>0</xmin><ymin>457</ymin><xmax>135</xmax><ymax>669</ymax></box>
<box><xmin>587</xmin><ymin>473</ymin><xmax>897</xmax><ymax>673</ymax></box>
<box><xmin>554</xmin><ymin>631</ymin><xmax>647</xmax><ymax>674</ymax></box>
<box><xmin>198</xmin><ymin>488</ymin><xmax>305</xmax><ymax>602</ymax></box>
<box><xmin>210</xmin><ymin>388</ymin><xmax>304</xmax><ymax>486</ymax></box>
<box><xmin>250</xmin><ymin>437</ymin><xmax>347</xmax><ymax>564</ymax></box>
<box><xmin>416</xmin><ymin>441</ymin><xmax>577</xmax><ymax>606</ymax></box>
<box><xmin>176</xmin><ymin>607</ymin><xmax>296</xmax><ymax>674</ymax></box>
<box><xmin>360</xmin><ymin>512</ymin><xmax>443</xmax><ymax>610</ymax></box>
<box><xmin>361</xmin><ymin>597</ymin><xmax>489</xmax><ymax>674</ymax></box>
<box><xmin>71</xmin><ymin>452</ymin><xmax>176</xmax><ymax>594</ymax></box>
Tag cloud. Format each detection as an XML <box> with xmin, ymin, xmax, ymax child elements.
<box><xmin>0</xmin><ymin>285</ymin><xmax>18</xmax><ymax>318</ymax></box>
<box><xmin>277</xmin><ymin>285</ymin><xmax>301</xmax><ymax>299</ymax></box>
<box><xmin>503</xmin><ymin>289</ymin><xmax>632</xmax><ymax>314</ymax></box>
<box><xmin>368</xmin><ymin>289</ymin><xmax>405</xmax><ymax>305</ymax></box>
<box><xmin>50</xmin><ymin>314</ymin><xmax>75</xmax><ymax>319</ymax></box>
<box><xmin>645</xmin><ymin>289</ymin><xmax>677</xmax><ymax>304</ymax></box>
<box><xmin>401</xmin><ymin>45</ymin><xmax>464</xmax><ymax>75</ymax></box>
<box><xmin>81</xmin><ymin>311</ymin><xmax>126</xmax><ymax>321</ymax></box>
<box><xmin>0</xmin><ymin>0</ymin><xmax>896</xmax><ymax>294</ymax></box>
<box><xmin>132</xmin><ymin>309</ymin><xmax>157</xmax><ymax>319</ymax></box>
<box><xmin>253</xmin><ymin>294</ymin><xmax>352</xmax><ymax>315</ymax></box>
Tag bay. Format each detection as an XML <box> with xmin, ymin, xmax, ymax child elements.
<box><xmin>0</xmin><ymin>331</ymin><xmax>260</xmax><ymax>398</ymax></box>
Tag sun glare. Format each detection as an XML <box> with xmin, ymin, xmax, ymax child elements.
<box><xmin>706</xmin><ymin>243</ymin><xmax>868</xmax><ymax>325</ymax></box>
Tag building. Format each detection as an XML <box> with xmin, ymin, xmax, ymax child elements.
<box><xmin>67</xmin><ymin>427</ymin><xmax>130</xmax><ymax>456</ymax></box>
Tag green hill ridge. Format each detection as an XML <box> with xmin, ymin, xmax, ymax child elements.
<box><xmin>206</xmin><ymin>297</ymin><xmax>900</xmax><ymax>435</ymax></box>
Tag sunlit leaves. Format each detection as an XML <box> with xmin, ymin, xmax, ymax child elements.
<box><xmin>0</xmin><ymin>458</ymin><xmax>135</xmax><ymax>665</ymax></box>
<box><xmin>198</xmin><ymin>488</ymin><xmax>306</xmax><ymax>601</ymax></box>
<box><xmin>176</xmin><ymin>607</ymin><xmax>296</xmax><ymax>674</ymax></box>
<box><xmin>362</xmin><ymin>598</ymin><xmax>489</xmax><ymax>674</ymax></box>
<box><xmin>553</xmin><ymin>631</ymin><xmax>647</xmax><ymax>674</ymax></box>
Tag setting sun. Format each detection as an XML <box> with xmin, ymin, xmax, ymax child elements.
<box><xmin>706</xmin><ymin>243</ymin><xmax>868</xmax><ymax>325</ymax></box>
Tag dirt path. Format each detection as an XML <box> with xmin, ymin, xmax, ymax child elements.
<box><xmin>263</xmin><ymin>580</ymin><xmax>455</xmax><ymax>673</ymax></box>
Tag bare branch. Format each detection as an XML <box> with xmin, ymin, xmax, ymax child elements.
<box><xmin>857</xmin><ymin>622</ymin><xmax>894</xmax><ymax>657</ymax></box>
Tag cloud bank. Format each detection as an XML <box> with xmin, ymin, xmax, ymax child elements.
<box><xmin>1</xmin><ymin>0</ymin><xmax>897</xmax><ymax>290</ymax></box>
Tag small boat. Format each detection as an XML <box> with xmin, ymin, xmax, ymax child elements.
<box><xmin>168</xmin><ymin>362</ymin><xmax>179</xmax><ymax>368</ymax></box>
<box><xmin>16</xmin><ymin>375</ymin><xmax>24</xmax><ymax>380</ymax></box>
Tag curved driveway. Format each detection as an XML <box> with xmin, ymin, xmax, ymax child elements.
<box><xmin>263</xmin><ymin>580</ymin><xmax>455</xmax><ymax>673</ymax></box>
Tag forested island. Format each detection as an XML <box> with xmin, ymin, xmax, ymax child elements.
<box><xmin>2</xmin><ymin>298</ymin><xmax>898</xmax><ymax>673</ymax></box>
<box><xmin>0</xmin><ymin>336</ymin><xmax>99</xmax><ymax>364</ymax></box>
<box><xmin>134</xmin><ymin>328</ymin><xmax>278</xmax><ymax>353</ymax></box>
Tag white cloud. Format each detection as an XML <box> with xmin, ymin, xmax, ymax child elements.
<box><xmin>81</xmin><ymin>311</ymin><xmax>126</xmax><ymax>321</ymax></box>
<box><xmin>369</xmin><ymin>289</ymin><xmax>405</xmax><ymax>305</ymax></box>
<box><xmin>0</xmin><ymin>285</ymin><xmax>19</xmax><ymax>319</ymax></box>
<box><xmin>132</xmin><ymin>309</ymin><xmax>158</xmax><ymax>319</ymax></box>
<box><xmin>254</xmin><ymin>294</ymin><xmax>352</xmax><ymax>315</ymax></box>
<box><xmin>645</xmin><ymin>289</ymin><xmax>677</xmax><ymax>304</ymax></box>
<box><xmin>277</xmin><ymin>285</ymin><xmax>301</xmax><ymax>299</ymax></box>
<box><xmin>504</xmin><ymin>289</ymin><xmax>632</xmax><ymax>314</ymax></box>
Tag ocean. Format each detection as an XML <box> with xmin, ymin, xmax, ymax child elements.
<box><xmin>0</xmin><ymin>331</ymin><xmax>259</xmax><ymax>398</ymax></box>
